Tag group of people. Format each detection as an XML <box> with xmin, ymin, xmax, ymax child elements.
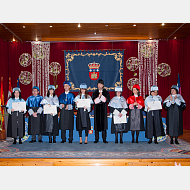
<box><xmin>6</xmin><ymin>79</ymin><xmax>186</xmax><ymax>145</ymax></box>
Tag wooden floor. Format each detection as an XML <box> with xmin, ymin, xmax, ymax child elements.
<box><xmin>0</xmin><ymin>129</ymin><xmax>190</xmax><ymax>166</ymax></box>
<box><xmin>179</xmin><ymin>129</ymin><xmax>190</xmax><ymax>143</ymax></box>
<box><xmin>0</xmin><ymin>158</ymin><xmax>190</xmax><ymax>166</ymax></box>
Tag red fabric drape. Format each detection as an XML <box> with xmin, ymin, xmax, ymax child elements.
<box><xmin>0</xmin><ymin>38</ymin><xmax>190</xmax><ymax>129</ymax></box>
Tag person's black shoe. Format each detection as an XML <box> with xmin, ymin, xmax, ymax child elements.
<box><xmin>29</xmin><ymin>140</ymin><xmax>36</xmax><ymax>143</ymax></box>
<box><xmin>13</xmin><ymin>138</ymin><xmax>16</xmax><ymax>144</ymax></box>
<box><xmin>103</xmin><ymin>140</ymin><xmax>108</xmax><ymax>143</ymax></box>
<box><xmin>120</xmin><ymin>140</ymin><xmax>123</xmax><ymax>144</ymax></box>
<box><xmin>94</xmin><ymin>140</ymin><xmax>99</xmax><ymax>143</ymax></box>
<box><xmin>175</xmin><ymin>139</ymin><xmax>179</xmax><ymax>144</ymax></box>
<box><xmin>60</xmin><ymin>140</ymin><xmax>65</xmax><ymax>143</ymax></box>
<box><xmin>148</xmin><ymin>139</ymin><xmax>152</xmax><ymax>144</ymax></box>
<box><xmin>19</xmin><ymin>138</ymin><xmax>22</xmax><ymax>144</ymax></box>
<box><xmin>39</xmin><ymin>140</ymin><xmax>43</xmax><ymax>143</ymax></box>
<box><xmin>136</xmin><ymin>139</ymin><xmax>139</xmax><ymax>143</ymax></box>
<box><xmin>69</xmin><ymin>140</ymin><xmax>72</xmax><ymax>143</ymax></box>
<box><xmin>115</xmin><ymin>139</ymin><xmax>118</xmax><ymax>143</ymax></box>
<box><xmin>84</xmin><ymin>142</ymin><xmax>87</xmax><ymax>144</ymax></box>
<box><xmin>53</xmin><ymin>137</ymin><xmax>56</xmax><ymax>143</ymax></box>
<box><xmin>154</xmin><ymin>139</ymin><xmax>158</xmax><ymax>144</ymax></box>
<box><xmin>132</xmin><ymin>139</ymin><xmax>134</xmax><ymax>143</ymax></box>
<box><xmin>170</xmin><ymin>139</ymin><xmax>174</xmax><ymax>144</ymax></box>
<box><xmin>49</xmin><ymin>137</ymin><xmax>52</xmax><ymax>143</ymax></box>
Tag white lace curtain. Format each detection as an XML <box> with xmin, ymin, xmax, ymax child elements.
<box><xmin>138</xmin><ymin>40</ymin><xmax>158</xmax><ymax>98</ymax></box>
<box><xmin>31</xmin><ymin>42</ymin><xmax>50</xmax><ymax>97</ymax></box>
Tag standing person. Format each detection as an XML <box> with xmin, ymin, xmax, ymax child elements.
<box><xmin>6</xmin><ymin>87</ymin><xmax>26</xmax><ymax>144</ymax></box>
<box><xmin>92</xmin><ymin>79</ymin><xmax>110</xmax><ymax>143</ymax></box>
<box><xmin>26</xmin><ymin>86</ymin><xmax>43</xmax><ymax>143</ymax></box>
<box><xmin>127</xmin><ymin>84</ymin><xmax>145</xmax><ymax>143</ymax></box>
<box><xmin>59</xmin><ymin>81</ymin><xmax>75</xmax><ymax>143</ymax></box>
<box><xmin>74</xmin><ymin>83</ymin><xmax>93</xmax><ymax>144</ymax></box>
<box><xmin>163</xmin><ymin>85</ymin><xmax>186</xmax><ymax>144</ymax></box>
<box><xmin>145</xmin><ymin>86</ymin><xmax>165</xmax><ymax>144</ymax></box>
<box><xmin>40</xmin><ymin>85</ymin><xmax>59</xmax><ymax>143</ymax></box>
<box><xmin>108</xmin><ymin>86</ymin><xmax>129</xmax><ymax>143</ymax></box>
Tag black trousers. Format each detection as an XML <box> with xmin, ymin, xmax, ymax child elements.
<box><xmin>95</xmin><ymin>130</ymin><xmax>106</xmax><ymax>141</ymax></box>
<box><xmin>61</xmin><ymin>129</ymin><xmax>73</xmax><ymax>141</ymax></box>
<box><xmin>79</xmin><ymin>128</ymin><xmax>88</xmax><ymax>137</ymax></box>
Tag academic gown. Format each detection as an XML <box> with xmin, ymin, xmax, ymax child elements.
<box><xmin>92</xmin><ymin>89</ymin><xmax>110</xmax><ymax>131</ymax></box>
<box><xmin>163</xmin><ymin>94</ymin><xmax>186</xmax><ymax>136</ymax></box>
<box><xmin>144</xmin><ymin>95</ymin><xmax>165</xmax><ymax>139</ymax></box>
<box><xmin>6</xmin><ymin>98</ymin><xmax>25</xmax><ymax>138</ymax></box>
<box><xmin>58</xmin><ymin>92</ymin><xmax>75</xmax><ymax>130</ymax></box>
<box><xmin>108</xmin><ymin>96</ymin><xmax>129</xmax><ymax>134</ymax></box>
<box><xmin>74</xmin><ymin>94</ymin><xmax>93</xmax><ymax>132</ymax></box>
<box><xmin>40</xmin><ymin>95</ymin><xmax>59</xmax><ymax>136</ymax></box>
<box><xmin>127</xmin><ymin>95</ymin><xmax>145</xmax><ymax>131</ymax></box>
<box><xmin>26</xmin><ymin>95</ymin><xmax>43</xmax><ymax>135</ymax></box>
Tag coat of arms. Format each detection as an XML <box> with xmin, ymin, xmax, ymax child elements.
<box><xmin>88</xmin><ymin>62</ymin><xmax>100</xmax><ymax>80</ymax></box>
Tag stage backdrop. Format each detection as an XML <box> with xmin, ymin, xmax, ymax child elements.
<box><xmin>64</xmin><ymin>50</ymin><xmax>124</xmax><ymax>91</ymax></box>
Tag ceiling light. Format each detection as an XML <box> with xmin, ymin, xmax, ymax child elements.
<box><xmin>149</xmin><ymin>37</ymin><xmax>152</xmax><ymax>39</ymax></box>
<box><xmin>105</xmin><ymin>25</ymin><xmax>108</xmax><ymax>27</ymax></box>
<box><xmin>50</xmin><ymin>26</ymin><xmax>52</xmax><ymax>27</ymax></box>
<box><xmin>94</xmin><ymin>32</ymin><xmax>96</xmax><ymax>35</ymax></box>
<box><xmin>162</xmin><ymin>23</ymin><xmax>165</xmax><ymax>26</ymax></box>
<box><xmin>23</xmin><ymin>26</ymin><xmax>25</xmax><ymax>28</ymax></box>
<box><xmin>133</xmin><ymin>24</ymin><xmax>136</xmax><ymax>26</ymax></box>
<box><xmin>13</xmin><ymin>37</ymin><xmax>15</xmax><ymax>41</ymax></box>
<box><xmin>78</xmin><ymin>23</ymin><xmax>81</xmax><ymax>27</ymax></box>
<box><xmin>174</xmin><ymin>37</ymin><xmax>177</xmax><ymax>39</ymax></box>
<box><xmin>36</xmin><ymin>37</ymin><xmax>38</xmax><ymax>41</ymax></box>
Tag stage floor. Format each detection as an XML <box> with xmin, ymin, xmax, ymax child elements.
<box><xmin>1</xmin><ymin>136</ymin><xmax>190</xmax><ymax>159</ymax></box>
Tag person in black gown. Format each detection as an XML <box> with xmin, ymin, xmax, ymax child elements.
<box><xmin>163</xmin><ymin>85</ymin><xmax>186</xmax><ymax>144</ymax></box>
<box><xmin>92</xmin><ymin>79</ymin><xmax>110</xmax><ymax>143</ymax></box>
<box><xmin>74</xmin><ymin>83</ymin><xmax>93</xmax><ymax>144</ymax></box>
<box><xmin>108</xmin><ymin>86</ymin><xmax>129</xmax><ymax>143</ymax></box>
<box><xmin>144</xmin><ymin>85</ymin><xmax>165</xmax><ymax>144</ymax></box>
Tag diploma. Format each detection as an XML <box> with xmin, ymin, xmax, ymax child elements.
<box><xmin>77</xmin><ymin>99</ymin><xmax>90</xmax><ymax>108</ymax></box>
<box><xmin>147</xmin><ymin>101</ymin><xmax>162</xmax><ymax>111</ymax></box>
<box><xmin>12</xmin><ymin>102</ymin><xmax>26</xmax><ymax>111</ymax></box>
<box><xmin>43</xmin><ymin>104</ymin><xmax>57</xmax><ymax>114</ymax></box>
<box><xmin>113</xmin><ymin>115</ymin><xmax>127</xmax><ymax>124</ymax></box>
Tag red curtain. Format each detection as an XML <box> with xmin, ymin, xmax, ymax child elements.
<box><xmin>1</xmin><ymin>38</ymin><xmax>190</xmax><ymax>129</ymax></box>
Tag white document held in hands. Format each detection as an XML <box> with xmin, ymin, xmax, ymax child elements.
<box><xmin>113</xmin><ymin>109</ymin><xmax>127</xmax><ymax>124</ymax></box>
<box><xmin>100</xmin><ymin>95</ymin><xmax>106</xmax><ymax>102</ymax></box>
<box><xmin>147</xmin><ymin>101</ymin><xmax>162</xmax><ymax>111</ymax></box>
<box><xmin>12</xmin><ymin>102</ymin><xmax>26</xmax><ymax>111</ymax></box>
<box><xmin>77</xmin><ymin>99</ymin><xmax>90</xmax><ymax>108</ymax></box>
<box><xmin>43</xmin><ymin>104</ymin><xmax>57</xmax><ymax>114</ymax></box>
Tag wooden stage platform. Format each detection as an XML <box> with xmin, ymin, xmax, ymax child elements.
<box><xmin>1</xmin><ymin>129</ymin><xmax>190</xmax><ymax>166</ymax></box>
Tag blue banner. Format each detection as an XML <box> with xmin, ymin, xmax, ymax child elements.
<box><xmin>64</xmin><ymin>50</ymin><xmax>124</xmax><ymax>91</ymax></box>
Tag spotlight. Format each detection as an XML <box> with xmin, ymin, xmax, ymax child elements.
<box><xmin>78</xmin><ymin>23</ymin><xmax>81</xmax><ymax>27</ymax></box>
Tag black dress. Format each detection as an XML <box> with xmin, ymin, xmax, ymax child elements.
<box><xmin>163</xmin><ymin>98</ymin><xmax>186</xmax><ymax>136</ymax></box>
<box><xmin>7</xmin><ymin>111</ymin><xmax>25</xmax><ymax>138</ymax></box>
<box><xmin>91</xmin><ymin>89</ymin><xmax>110</xmax><ymax>132</ymax></box>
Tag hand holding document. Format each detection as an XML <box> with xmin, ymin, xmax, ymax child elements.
<box><xmin>113</xmin><ymin>109</ymin><xmax>127</xmax><ymax>124</ymax></box>
<box><xmin>147</xmin><ymin>101</ymin><xmax>162</xmax><ymax>111</ymax></box>
<box><xmin>12</xmin><ymin>102</ymin><xmax>26</xmax><ymax>111</ymax></box>
<box><xmin>100</xmin><ymin>95</ymin><xmax>106</xmax><ymax>102</ymax></box>
<box><xmin>77</xmin><ymin>99</ymin><xmax>90</xmax><ymax>108</ymax></box>
<box><xmin>94</xmin><ymin>98</ymin><xmax>101</xmax><ymax>104</ymax></box>
<box><xmin>43</xmin><ymin>104</ymin><xmax>57</xmax><ymax>114</ymax></box>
